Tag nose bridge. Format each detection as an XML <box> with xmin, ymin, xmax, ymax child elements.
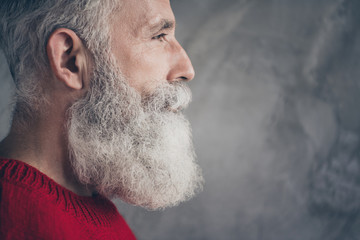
<box><xmin>167</xmin><ymin>39</ymin><xmax>195</xmax><ymax>82</ymax></box>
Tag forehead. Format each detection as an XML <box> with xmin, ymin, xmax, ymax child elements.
<box><xmin>114</xmin><ymin>0</ymin><xmax>175</xmax><ymax>34</ymax></box>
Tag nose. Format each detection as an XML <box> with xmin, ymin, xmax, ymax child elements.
<box><xmin>166</xmin><ymin>40</ymin><xmax>195</xmax><ymax>82</ymax></box>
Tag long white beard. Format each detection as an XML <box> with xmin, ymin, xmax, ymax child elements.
<box><xmin>67</xmin><ymin>52</ymin><xmax>203</xmax><ymax>210</ymax></box>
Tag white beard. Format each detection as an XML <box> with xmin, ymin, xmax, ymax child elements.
<box><xmin>66</xmin><ymin>51</ymin><xmax>203</xmax><ymax>210</ymax></box>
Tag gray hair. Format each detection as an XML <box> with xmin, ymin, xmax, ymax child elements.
<box><xmin>0</xmin><ymin>0</ymin><xmax>118</xmax><ymax>124</ymax></box>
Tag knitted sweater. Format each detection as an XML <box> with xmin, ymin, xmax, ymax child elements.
<box><xmin>0</xmin><ymin>158</ymin><xmax>136</xmax><ymax>240</ymax></box>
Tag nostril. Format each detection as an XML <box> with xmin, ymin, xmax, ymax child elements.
<box><xmin>178</xmin><ymin>76</ymin><xmax>188</xmax><ymax>81</ymax></box>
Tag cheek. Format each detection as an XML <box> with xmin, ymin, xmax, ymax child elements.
<box><xmin>125</xmin><ymin>48</ymin><xmax>171</xmax><ymax>92</ymax></box>
<box><xmin>110</xmin><ymin>30</ymin><xmax>172</xmax><ymax>93</ymax></box>
<box><xmin>139</xmin><ymin>51</ymin><xmax>168</xmax><ymax>76</ymax></box>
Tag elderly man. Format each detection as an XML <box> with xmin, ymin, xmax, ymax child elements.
<box><xmin>0</xmin><ymin>0</ymin><xmax>203</xmax><ymax>239</ymax></box>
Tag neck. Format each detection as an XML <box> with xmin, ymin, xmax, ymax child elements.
<box><xmin>0</xmin><ymin>112</ymin><xmax>94</xmax><ymax>197</ymax></box>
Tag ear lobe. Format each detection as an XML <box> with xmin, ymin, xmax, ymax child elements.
<box><xmin>47</xmin><ymin>28</ymin><xmax>88</xmax><ymax>90</ymax></box>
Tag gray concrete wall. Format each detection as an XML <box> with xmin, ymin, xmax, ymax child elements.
<box><xmin>1</xmin><ymin>0</ymin><xmax>360</xmax><ymax>239</ymax></box>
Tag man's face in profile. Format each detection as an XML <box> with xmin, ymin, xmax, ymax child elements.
<box><xmin>110</xmin><ymin>0</ymin><xmax>195</xmax><ymax>94</ymax></box>
<box><xmin>67</xmin><ymin>0</ymin><xmax>203</xmax><ymax>210</ymax></box>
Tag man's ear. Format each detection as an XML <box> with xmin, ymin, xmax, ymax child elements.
<box><xmin>47</xmin><ymin>28</ymin><xmax>89</xmax><ymax>90</ymax></box>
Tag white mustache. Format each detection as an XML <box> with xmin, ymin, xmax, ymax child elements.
<box><xmin>142</xmin><ymin>82</ymin><xmax>192</xmax><ymax>113</ymax></box>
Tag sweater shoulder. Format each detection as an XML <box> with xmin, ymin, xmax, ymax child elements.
<box><xmin>0</xmin><ymin>158</ymin><xmax>136</xmax><ymax>240</ymax></box>
<box><xmin>0</xmin><ymin>161</ymin><xmax>81</xmax><ymax>239</ymax></box>
<box><xmin>0</xmin><ymin>158</ymin><xmax>119</xmax><ymax>225</ymax></box>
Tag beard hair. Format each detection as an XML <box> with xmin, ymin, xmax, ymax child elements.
<box><xmin>66</xmin><ymin>50</ymin><xmax>203</xmax><ymax>210</ymax></box>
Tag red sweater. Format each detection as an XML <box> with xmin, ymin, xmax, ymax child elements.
<box><xmin>0</xmin><ymin>158</ymin><xmax>136</xmax><ymax>240</ymax></box>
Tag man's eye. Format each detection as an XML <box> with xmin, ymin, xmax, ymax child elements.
<box><xmin>152</xmin><ymin>33</ymin><xmax>167</xmax><ymax>41</ymax></box>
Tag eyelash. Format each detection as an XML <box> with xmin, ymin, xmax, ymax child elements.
<box><xmin>152</xmin><ymin>33</ymin><xmax>167</xmax><ymax>41</ymax></box>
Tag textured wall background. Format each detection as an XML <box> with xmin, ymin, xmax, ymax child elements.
<box><xmin>1</xmin><ymin>0</ymin><xmax>360</xmax><ymax>239</ymax></box>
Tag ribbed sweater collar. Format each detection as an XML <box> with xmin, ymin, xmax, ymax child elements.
<box><xmin>0</xmin><ymin>158</ymin><xmax>118</xmax><ymax>226</ymax></box>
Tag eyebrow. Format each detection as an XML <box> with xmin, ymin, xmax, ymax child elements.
<box><xmin>149</xmin><ymin>19</ymin><xmax>175</xmax><ymax>33</ymax></box>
